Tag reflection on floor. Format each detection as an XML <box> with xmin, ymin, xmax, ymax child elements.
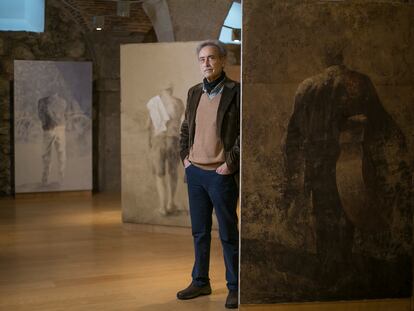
<box><xmin>0</xmin><ymin>193</ymin><xmax>228</xmax><ymax>311</ymax></box>
<box><xmin>0</xmin><ymin>193</ymin><xmax>411</xmax><ymax>311</ymax></box>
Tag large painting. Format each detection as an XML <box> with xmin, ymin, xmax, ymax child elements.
<box><xmin>14</xmin><ymin>60</ymin><xmax>92</xmax><ymax>193</ymax></box>
<box><xmin>241</xmin><ymin>1</ymin><xmax>413</xmax><ymax>304</ymax></box>
<box><xmin>121</xmin><ymin>42</ymin><xmax>207</xmax><ymax>227</ymax></box>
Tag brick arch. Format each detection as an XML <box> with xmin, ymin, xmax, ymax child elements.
<box><xmin>59</xmin><ymin>0</ymin><xmax>153</xmax><ymax>34</ymax></box>
<box><xmin>57</xmin><ymin>0</ymin><xmax>92</xmax><ymax>33</ymax></box>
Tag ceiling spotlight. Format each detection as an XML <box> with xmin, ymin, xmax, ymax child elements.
<box><xmin>93</xmin><ymin>16</ymin><xmax>105</xmax><ymax>31</ymax></box>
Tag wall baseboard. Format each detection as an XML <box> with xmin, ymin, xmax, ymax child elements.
<box><xmin>14</xmin><ymin>190</ymin><xmax>92</xmax><ymax>199</ymax></box>
<box><xmin>240</xmin><ymin>298</ymin><xmax>411</xmax><ymax>311</ymax></box>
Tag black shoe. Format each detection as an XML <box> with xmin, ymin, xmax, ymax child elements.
<box><xmin>225</xmin><ymin>290</ymin><xmax>238</xmax><ymax>309</ymax></box>
<box><xmin>176</xmin><ymin>282</ymin><xmax>212</xmax><ymax>300</ymax></box>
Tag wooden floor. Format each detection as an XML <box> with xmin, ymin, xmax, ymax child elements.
<box><xmin>0</xmin><ymin>193</ymin><xmax>230</xmax><ymax>311</ymax></box>
<box><xmin>0</xmin><ymin>194</ymin><xmax>411</xmax><ymax>311</ymax></box>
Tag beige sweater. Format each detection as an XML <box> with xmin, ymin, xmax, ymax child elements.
<box><xmin>189</xmin><ymin>93</ymin><xmax>225</xmax><ymax>170</ymax></box>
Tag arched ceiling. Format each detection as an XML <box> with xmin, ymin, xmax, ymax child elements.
<box><xmin>59</xmin><ymin>0</ymin><xmax>152</xmax><ymax>33</ymax></box>
<box><xmin>56</xmin><ymin>0</ymin><xmax>236</xmax><ymax>42</ymax></box>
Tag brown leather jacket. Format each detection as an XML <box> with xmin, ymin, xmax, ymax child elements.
<box><xmin>179</xmin><ymin>77</ymin><xmax>240</xmax><ymax>173</ymax></box>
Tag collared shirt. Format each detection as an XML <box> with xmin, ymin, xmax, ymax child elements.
<box><xmin>202</xmin><ymin>79</ymin><xmax>225</xmax><ymax>100</ymax></box>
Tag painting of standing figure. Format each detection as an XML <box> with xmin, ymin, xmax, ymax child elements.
<box><xmin>146</xmin><ymin>84</ymin><xmax>185</xmax><ymax>216</ymax></box>
<box><xmin>282</xmin><ymin>43</ymin><xmax>412</xmax><ymax>290</ymax></box>
<box><xmin>38</xmin><ymin>93</ymin><xmax>68</xmax><ymax>185</ymax></box>
<box><xmin>121</xmin><ymin>42</ymin><xmax>211</xmax><ymax>227</ymax></box>
<box><xmin>240</xmin><ymin>1</ymin><xmax>413</xmax><ymax>304</ymax></box>
<box><xmin>14</xmin><ymin>60</ymin><xmax>92</xmax><ymax>193</ymax></box>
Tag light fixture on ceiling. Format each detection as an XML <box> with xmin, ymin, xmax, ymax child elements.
<box><xmin>93</xmin><ymin>16</ymin><xmax>105</xmax><ymax>31</ymax></box>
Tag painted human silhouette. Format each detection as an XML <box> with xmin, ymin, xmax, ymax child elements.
<box><xmin>283</xmin><ymin>45</ymin><xmax>411</xmax><ymax>281</ymax></box>
<box><xmin>147</xmin><ymin>84</ymin><xmax>184</xmax><ymax>216</ymax></box>
<box><xmin>38</xmin><ymin>93</ymin><xmax>68</xmax><ymax>185</ymax></box>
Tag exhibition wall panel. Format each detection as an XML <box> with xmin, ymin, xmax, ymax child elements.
<box><xmin>240</xmin><ymin>0</ymin><xmax>413</xmax><ymax>304</ymax></box>
<box><xmin>121</xmin><ymin>42</ymin><xmax>203</xmax><ymax>227</ymax></box>
<box><xmin>14</xmin><ymin>60</ymin><xmax>92</xmax><ymax>193</ymax></box>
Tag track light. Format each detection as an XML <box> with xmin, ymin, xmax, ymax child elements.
<box><xmin>93</xmin><ymin>16</ymin><xmax>105</xmax><ymax>31</ymax></box>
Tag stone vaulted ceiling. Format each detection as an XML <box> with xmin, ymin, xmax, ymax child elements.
<box><xmin>59</xmin><ymin>0</ymin><xmax>153</xmax><ymax>33</ymax></box>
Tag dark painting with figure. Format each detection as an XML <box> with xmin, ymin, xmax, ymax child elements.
<box><xmin>281</xmin><ymin>45</ymin><xmax>412</xmax><ymax>297</ymax></box>
<box><xmin>240</xmin><ymin>1</ymin><xmax>413</xmax><ymax>304</ymax></box>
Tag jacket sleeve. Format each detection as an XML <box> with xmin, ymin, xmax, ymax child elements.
<box><xmin>226</xmin><ymin>85</ymin><xmax>240</xmax><ymax>173</ymax></box>
<box><xmin>179</xmin><ymin>88</ymin><xmax>191</xmax><ymax>163</ymax></box>
<box><xmin>226</xmin><ymin>136</ymin><xmax>240</xmax><ymax>173</ymax></box>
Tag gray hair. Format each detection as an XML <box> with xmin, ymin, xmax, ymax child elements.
<box><xmin>196</xmin><ymin>40</ymin><xmax>227</xmax><ymax>58</ymax></box>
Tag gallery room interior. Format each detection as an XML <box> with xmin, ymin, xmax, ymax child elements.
<box><xmin>0</xmin><ymin>0</ymin><xmax>413</xmax><ymax>310</ymax></box>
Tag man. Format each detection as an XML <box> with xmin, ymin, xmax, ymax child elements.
<box><xmin>283</xmin><ymin>43</ymin><xmax>411</xmax><ymax>284</ymax></box>
<box><xmin>177</xmin><ymin>40</ymin><xmax>240</xmax><ymax>309</ymax></box>
<box><xmin>38</xmin><ymin>93</ymin><xmax>68</xmax><ymax>185</ymax></box>
<box><xmin>146</xmin><ymin>84</ymin><xmax>184</xmax><ymax>216</ymax></box>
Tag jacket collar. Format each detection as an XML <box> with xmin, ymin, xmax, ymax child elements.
<box><xmin>223</xmin><ymin>77</ymin><xmax>236</xmax><ymax>90</ymax></box>
<box><xmin>216</xmin><ymin>78</ymin><xmax>237</xmax><ymax>136</ymax></box>
<box><xmin>188</xmin><ymin>77</ymin><xmax>238</xmax><ymax>138</ymax></box>
<box><xmin>191</xmin><ymin>77</ymin><xmax>236</xmax><ymax>108</ymax></box>
<box><xmin>195</xmin><ymin>77</ymin><xmax>236</xmax><ymax>93</ymax></box>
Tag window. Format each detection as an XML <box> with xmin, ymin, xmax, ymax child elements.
<box><xmin>219</xmin><ymin>1</ymin><xmax>241</xmax><ymax>44</ymax></box>
<box><xmin>0</xmin><ymin>0</ymin><xmax>45</xmax><ymax>32</ymax></box>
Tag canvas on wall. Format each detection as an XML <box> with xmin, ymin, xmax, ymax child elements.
<box><xmin>14</xmin><ymin>60</ymin><xmax>92</xmax><ymax>193</ymax></box>
<box><xmin>241</xmin><ymin>1</ymin><xmax>413</xmax><ymax>304</ymax></box>
<box><xmin>121</xmin><ymin>42</ymin><xmax>216</xmax><ymax>227</ymax></box>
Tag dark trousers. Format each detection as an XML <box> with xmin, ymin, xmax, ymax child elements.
<box><xmin>185</xmin><ymin>164</ymin><xmax>239</xmax><ymax>291</ymax></box>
